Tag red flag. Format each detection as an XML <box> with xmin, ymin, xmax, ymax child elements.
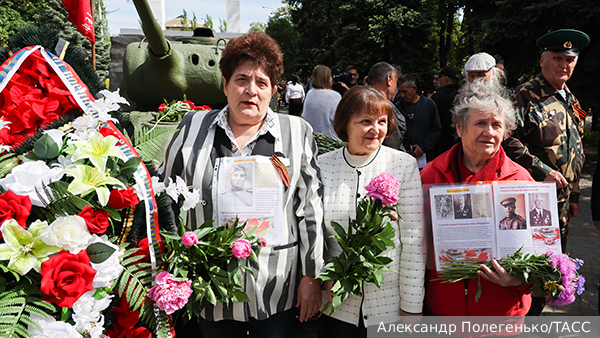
<box><xmin>61</xmin><ymin>0</ymin><xmax>95</xmax><ymax>44</ymax></box>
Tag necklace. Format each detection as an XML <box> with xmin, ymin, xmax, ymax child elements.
<box><xmin>342</xmin><ymin>146</ymin><xmax>381</xmax><ymax>202</ymax></box>
<box><xmin>342</xmin><ymin>146</ymin><xmax>381</xmax><ymax>174</ymax></box>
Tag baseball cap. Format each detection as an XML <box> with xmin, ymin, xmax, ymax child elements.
<box><xmin>439</xmin><ymin>65</ymin><xmax>461</xmax><ymax>80</ymax></box>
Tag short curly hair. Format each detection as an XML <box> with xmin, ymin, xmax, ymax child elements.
<box><xmin>219</xmin><ymin>32</ymin><xmax>284</xmax><ymax>87</ymax></box>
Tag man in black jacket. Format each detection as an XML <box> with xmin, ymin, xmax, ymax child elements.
<box><xmin>431</xmin><ymin>65</ymin><xmax>461</xmax><ymax>156</ymax></box>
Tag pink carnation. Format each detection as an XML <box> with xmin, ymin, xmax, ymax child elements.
<box><xmin>182</xmin><ymin>231</ymin><xmax>199</xmax><ymax>247</ymax></box>
<box><xmin>147</xmin><ymin>271</ymin><xmax>192</xmax><ymax>315</ymax></box>
<box><xmin>365</xmin><ymin>172</ymin><xmax>400</xmax><ymax>205</ymax></box>
<box><xmin>231</xmin><ymin>239</ymin><xmax>252</xmax><ymax>258</ymax></box>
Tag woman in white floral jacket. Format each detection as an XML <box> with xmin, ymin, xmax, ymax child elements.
<box><xmin>318</xmin><ymin>86</ymin><xmax>426</xmax><ymax>337</ymax></box>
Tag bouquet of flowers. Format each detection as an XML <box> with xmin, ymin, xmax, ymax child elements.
<box><xmin>313</xmin><ymin>132</ymin><xmax>344</xmax><ymax>155</ymax></box>
<box><xmin>438</xmin><ymin>247</ymin><xmax>585</xmax><ymax>305</ymax></box>
<box><xmin>317</xmin><ymin>173</ymin><xmax>400</xmax><ymax>313</ymax></box>
<box><xmin>150</xmin><ymin>211</ymin><xmax>267</xmax><ymax>324</ymax></box>
<box><xmin>0</xmin><ymin>45</ymin><xmax>178</xmax><ymax>338</ymax></box>
<box><xmin>156</xmin><ymin>95</ymin><xmax>211</xmax><ymax>123</ymax></box>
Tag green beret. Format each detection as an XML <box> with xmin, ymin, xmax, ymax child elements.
<box><xmin>501</xmin><ymin>197</ymin><xmax>517</xmax><ymax>206</ymax></box>
<box><xmin>536</xmin><ymin>29</ymin><xmax>590</xmax><ymax>56</ymax></box>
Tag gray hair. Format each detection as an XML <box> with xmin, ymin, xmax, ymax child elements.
<box><xmin>452</xmin><ymin>80</ymin><xmax>516</xmax><ymax>138</ymax></box>
<box><xmin>398</xmin><ymin>74</ymin><xmax>417</xmax><ymax>88</ymax></box>
<box><xmin>464</xmin><ymin>67</ymin><xmax>506</xmax><ymax>88</ymax></box>
<box><xmin>367</xmin><ymin>62</ymin><xmax>397</xmax><ymax>86</ymax></box>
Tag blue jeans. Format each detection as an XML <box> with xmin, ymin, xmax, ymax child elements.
<box><xmin>198</xmin><ymin>308</ymin><xmax>297</xmax><ymax>338</ymax></box>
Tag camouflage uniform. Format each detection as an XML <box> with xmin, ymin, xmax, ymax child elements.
<box><xmin>503</xmin><ymin>74</ymin><xmax>585</xmax><ymax>251</ymax></box>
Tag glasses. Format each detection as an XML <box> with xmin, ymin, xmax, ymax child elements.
<box><xmin>350</xmin><ymin>73</ymin><xmax>359</xmax><ymax>77</ymax></box>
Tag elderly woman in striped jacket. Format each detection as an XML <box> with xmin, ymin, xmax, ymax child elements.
<box><xmin>161</xmin><ymin>32</ymin><xmax>324</xmax><ymax>338</ymax></box>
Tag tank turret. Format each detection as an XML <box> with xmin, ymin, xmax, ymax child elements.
<box><xmin>122</xmin><ymin>0</ymin><xmax>228</xmax><ymax>110</ymax></box>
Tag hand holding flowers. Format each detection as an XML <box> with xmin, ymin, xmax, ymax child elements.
<box><xmin>317</xmin><ymin>173</ymin><xmax>400</xmax><ymax>313</ymax></box>
<box><xmin>438</xmin><ymin>248</ymin><xmax>585</xmax><ymax>305</ymax></box>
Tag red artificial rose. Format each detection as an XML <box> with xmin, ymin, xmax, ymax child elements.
<box><xmin>0</xmin><ymin>190</ymin><xmax>32</xmax><ymax>238</ymax></box>
<box><xmin>106</xmin><ymin>322</ymin><xmax>152</xmax><ymax>338</ymax></box>
<box><xmin>40</xmin><ymin>250</ymin><xmax>96</xmax><ymax>308</ymax></box>
<box><xmin>78</xmin><ymin>205</ymin><xmax>110</xmax><ymax>234</ymax></box>
<box><xmin>106</xmin><ymin>296</ymin><xmax>152</xmax><ymax>338</ymax></box>
<box><xmin>158</xmin><ymin>103</ymin><xmax>167</xmax><ymax>112</ymax></box>
<box><xmin>108</xmin><ymin>187</ymin><xmax>140</xmax><ymax>209</ymax></box>
<box><xmin>132</xmin><ymin>237</ymin><xmax>150</xmax><ymax>264</ymax></box>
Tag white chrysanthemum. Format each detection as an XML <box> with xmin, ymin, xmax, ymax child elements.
<box><xmin>72</xmin><ymin>290</ymin><xmax>112</xmax><ymax>333</ymax></box>
<box><xmin>71</xmin><ymin>114</ymin><xmax>98</xmax><ymax>134</ymax></box>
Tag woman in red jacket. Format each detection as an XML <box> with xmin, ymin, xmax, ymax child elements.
<box><xmin>420</xmin><ymin>83</ymin><xmax>533</xmax><ymax>317</ymax></box>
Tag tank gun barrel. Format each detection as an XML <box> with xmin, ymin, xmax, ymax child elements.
<box><xmin>132</xmin><ymin>0</ymin><xmax>169</xmax><ymax>57</ymax></box>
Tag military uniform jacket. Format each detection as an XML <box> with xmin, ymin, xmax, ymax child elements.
<box><xmin>454</xmin><ymin>204</ymin><xmax>472</xmax><ymax>219</ymax></box>
<box><xmin>499</xmin><ymin>214</ymin><xmax>527</xmax><ymax>230</ymax></box>
<box><xmin>530</xmin><ymin>209</ymin><xmax>552</xmax><ymax>227</ymax></box>
<box><xmin>161</xmin><ymin>107</ymin><xmax>324</xmax><ymax>322</ymax></box>
<box><xmin>504</xmin><ymin>74</ymin><xmax>584</xmax><ymax>203</ymax></box>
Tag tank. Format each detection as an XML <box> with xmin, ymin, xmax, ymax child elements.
<box><xmin>121</xmin><ymin>0</ymin><xmax>228</xmax><ymax>110</ymax></box>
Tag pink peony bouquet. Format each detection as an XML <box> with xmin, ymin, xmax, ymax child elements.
<box><xmin>147</xmin><ymin>271</ymin><xmax>193</xmax><ymax>315</ymax></box>
<box><xmin>317</xmin><ymin>173</ymin><xmax>401</xmax><ymax>313</ymax></box>
<box><xmin>158</xmin><ymin>217</ymin><xmax>266</xmax><ymax>325</ymax></box>
<box><xmin>365</xmin><ymin>172</ymin><xmax>399</xmax><ymax>205</ymax></box>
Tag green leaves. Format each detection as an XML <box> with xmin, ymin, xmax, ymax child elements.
<box><xmin>317</xmin><ymin>196</ymin><xmax>399</xmax><ymax>313</ymax></box>
<box><xmin>159</xmin><ymin>217</ymin><xmax>263</xmax><ymax>324</ymax></box>
<box><xmin>86</xmin><ymin>242</ymin><xmax>117</xmax><ymax>264</ymax></box>
<box><xmin>33</xmin><ymin>133</ymin><xmax>60</xmax><ymax>159</ymax></box>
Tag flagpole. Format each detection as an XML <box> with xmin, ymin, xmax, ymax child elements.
<box><xmin>90</xmin><ymin>0</ymin><xmax>96</xmax><ymax>70</ymax></box>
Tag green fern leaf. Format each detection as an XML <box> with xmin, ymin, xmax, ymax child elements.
<box><xmin>134</xmin><ymin>125</ymin><xmax>178</xmax><ymax>164</ymax></box>
<box><xmin>0</xmin><ymin>287</ymin><xmax>55</xmax><ymax>338</ymax></box>
<box><xmin>35</xmin><ymin>182</ymin><xmax>93</xmax><ymax>223</ymax></box>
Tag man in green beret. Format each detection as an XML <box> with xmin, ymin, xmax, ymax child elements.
<box><xmin>502</xmin><ymin>29</ymin><xmax>589</xmax><ymax>315</ymax></box>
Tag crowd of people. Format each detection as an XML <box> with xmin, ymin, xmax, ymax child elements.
<box><xmin>162</xmin><ymin>28</ymin><xmax>590</xmax><ymax>337</ymax></box>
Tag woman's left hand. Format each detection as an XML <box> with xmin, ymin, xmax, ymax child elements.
<box><xmin>477</xmin><ymin>259</ymin><xmax>522</xmax><ymax>287</ymax></box>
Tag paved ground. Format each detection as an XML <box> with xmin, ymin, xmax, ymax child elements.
<box><xmin>542</xmin><ymin>129</ymin><xmax>599</xmax><ymax>316</ymax></box>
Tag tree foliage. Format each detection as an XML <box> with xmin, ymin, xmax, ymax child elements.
<box><xmin>265</xmin><ymin>7</ymin><xmax>300</xmax><ymax>79</ymax></box>
<box><xmin>0</xmin><ymin>0</ymin><xmax>49</xmax><ymax>45</ymax></box>
<box><xmin>461</xmin><ymin>0</ymin><xmax>600</xmax><ymax>119</ymax></box>
<box><xmin>284</xmin><ymin>0</ymin><xmax>438</xmax><ymax>92</ymax></box>
<box><xmin>270</xmin><ymin>0</ymin><xmax>598</xmax><ymax>113</ymax></box>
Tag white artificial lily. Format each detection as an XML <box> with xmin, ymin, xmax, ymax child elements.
<box><xmin>164</xmin><ymin>176</ymin><xmax>200</xmax><ymax>211</ymax></box>
<box><xmin>98</xmin><ymin>89</ymin><xmax>129</xmax><ymax>107</ymax></box>
<box><xmin>70</xmin><ymin>132</ymin><xmax>127</xmax><ymax>172</ymax></box>
<box><xmin>63</xmin><ymin>164</ymin><xmax>125</xmax><ymax>206</ymax></box>
<box><xmin>151</xmin><ymin>176</ymin><xmax>166</xmax><ymax>195</ymax></box>
<box><xmin>0</xmin><ymin>219</ymin><xmax>61</xmax><ymax>275</ymax></box>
